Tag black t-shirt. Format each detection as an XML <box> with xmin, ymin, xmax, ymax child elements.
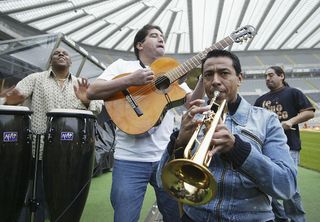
<box><xmin>254</xmin><ymin>86</ymin><xmax>314</xmax><ymax>151</ymax></box>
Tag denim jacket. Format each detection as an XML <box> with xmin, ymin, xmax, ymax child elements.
<box><xmin>157</xmin><ymin>97</ymin><xmax>297</xmax><ymax>222</ymax></box>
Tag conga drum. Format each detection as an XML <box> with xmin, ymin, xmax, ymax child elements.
<box><xmin>43</xmin><ymin>109</ymin><xmax>96</xmax><ymax>222</ymax></box>
<box><xmin>0</xmin><ymin>105</ymin><xmax>32</xmax><ymax>222</ymax></box>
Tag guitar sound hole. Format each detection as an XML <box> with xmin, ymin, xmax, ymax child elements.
<box><xmin>155</xmin><ymin>76</ymin><xmax>170</xmax><ymax>91</ymax></box>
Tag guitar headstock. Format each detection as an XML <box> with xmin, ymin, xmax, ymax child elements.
<box><xmin>231</xmin><ymin>25</ymin><xmax>257</xmax><ymax>43</ymax></box>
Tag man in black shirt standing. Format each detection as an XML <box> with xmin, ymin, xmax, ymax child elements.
<box><xmin>255</xmin><ymin>66</ymin><xmax>315</xmax><ymax>222</ymax></box>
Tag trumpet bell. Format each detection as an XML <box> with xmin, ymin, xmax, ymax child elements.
<box><xmin>161</xmin><ymin>158</ymin><xmax>217</xmax><ymax>206</ymax></box>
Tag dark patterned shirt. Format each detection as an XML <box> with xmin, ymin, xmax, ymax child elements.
<box><xmin>254</xmin><ymin>86</ymin><xmax>314</xmax><ymax>151</ymax></box>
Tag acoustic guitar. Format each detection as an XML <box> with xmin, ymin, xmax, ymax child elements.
<box><xmin>105</xmin><ymin>25</ymin><xmax>256</xmax><ymax>135</ymax></box>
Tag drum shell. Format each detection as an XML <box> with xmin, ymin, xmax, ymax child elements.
<box><xmin>43</xmin><ymin>110</ymin><xmax>96</xmax><ymax>222</ymax></box>
<box><xmin>0</xmin><ymin>106</ymin><xmax>32</xmax><ymax>222</ymax></box>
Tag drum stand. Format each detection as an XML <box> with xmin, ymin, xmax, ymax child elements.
<box><xmin>29</xmin><ymin>133</ymin><xmax>42</xmax><ymax>222</ymax></box>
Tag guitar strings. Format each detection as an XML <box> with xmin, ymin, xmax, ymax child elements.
<box><xmin>128</xmin><ymin>57</ymin><xmax>203</xmax><ymax>103</ymax></box>
<box><xmin>128</xmin><ymin>65</ymin><xmax>189</xmax><ymax>103</ymax></box>
<box><xmin>127</xmin><ymin>55</ymin><xmax>205</xmax><ymax>103</ymax></box>
<box><xmin>130</xmin><ymin>51</ymin><xmax>208</xmax><ymax>101</ymax></box>
<box><xmin>128</xmin><ymin>52</ymin><xmax>210</xmax><ymax>103</ymax></box>
<box><xmin>127</xmin><ymin>37</ymin><xmax>235</xmax><ymax>103</ymax></box>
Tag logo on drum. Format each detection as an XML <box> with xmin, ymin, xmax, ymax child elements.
<box><xmin>3</xmin><ymin>132</ymin><xmax>18</xmax><ymax>142</ymax></box>
<box><xmin>61</xmin><ymin>132</ymin><xmax>74</xmax><ymax>141</ymax></box>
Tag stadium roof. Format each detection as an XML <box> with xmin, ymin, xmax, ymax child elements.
<box><xmin>1</xmin><ymin>0</ymin><xmax>320</xmax><ymax>54</ymax></box>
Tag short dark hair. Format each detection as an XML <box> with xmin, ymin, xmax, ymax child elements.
<box><xmin>267</xmin><ymin>66</ymin><xmax>289</xmax><ymax>86</ymax></box>
<box><xmin>133</xmin><ymin>24</ymin><xmax>163</xmax><ymax>60</ymax></box>
<box><xmin>201</xmin><ymin>49</ymin><xmax>242</xmax><ymax>75</ymax></box>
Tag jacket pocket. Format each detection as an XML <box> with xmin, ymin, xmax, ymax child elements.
<box><xmin>240</xmin><ymin>129</ymin><xmax>263</xmax><ymax>151</ymax></box>
<box><xmin>233</xmin><ymin>172</ymin><xmax>270</xmax><ymax>211</ymax></box>
<box><xmin>232</xmin><ymin>171</ymin><xmax>259</xmax><ymax>199</ymax></box>
<box><xmin>238</xmin><ymin>172</ymin><xmax>257</xmax><ymax>189</ymax></box>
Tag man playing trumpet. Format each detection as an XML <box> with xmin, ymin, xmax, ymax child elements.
<box><xmin>158</xmin><ymin>49</ymin><xmax>297</xmax><ymax>222</ymax></box>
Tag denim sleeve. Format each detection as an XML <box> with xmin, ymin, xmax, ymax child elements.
<box><xmin>239</xmin><ymin>113</ymin><xmax>297</xmax><ymax>200</ymax></box>
<box><xmin>166</xmin><ymin>130</ymin><xmax>180</xmax><ymax>155</ymax></box>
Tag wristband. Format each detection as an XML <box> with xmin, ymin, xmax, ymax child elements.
<box><xmin>0</xmin><ymin>97</ymin><xmax>6</xmax><ymax>105</ymax></box>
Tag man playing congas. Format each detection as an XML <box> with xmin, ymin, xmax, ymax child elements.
<box><xmin>2</xmin><ymin>47</ymin><xmax>102</xmax><ymax>132</ymax></box>
<box><xmin>1</xmin><ymin>47</ymin><xmax>102</xmax><ymax>222</ymax></box>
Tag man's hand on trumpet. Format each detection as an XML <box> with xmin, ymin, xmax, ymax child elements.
<box><xmin>175</xmin><ymin>99</ymin><xmax>206</xmax><ymax>148</ymax></box>
<box><xmin>207</xmin><ymin>123</ymin><xmax>235</xmax><ymax>157</ymax></box>
<box><xmin>175</xmin><ymin>98</ymin><xmax>235</xmax><ymax>157</ymax></box>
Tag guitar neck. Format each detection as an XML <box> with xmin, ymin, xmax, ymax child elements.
<box><xmin>166</xmin><ymin>36</ymin><xmax>235</xmax><ymax>82</ymax></box>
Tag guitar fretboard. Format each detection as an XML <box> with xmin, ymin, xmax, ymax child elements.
<box><xmin>166</xmin><ymin>36</ymin><xmax>235</xmax><ymax>82</ymax></box>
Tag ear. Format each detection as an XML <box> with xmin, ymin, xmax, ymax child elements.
<box><xmin>136</xmin><ymin>42</ymin><xmax>143</xmax><ymax>51</ymax></box>
<box><xmin>237</xmin><ymin>73</ymin><xmax>243</xmax><ymax>87</ymax></box>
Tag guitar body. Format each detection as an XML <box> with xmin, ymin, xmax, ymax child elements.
<box><xmin>105</xmin><ymin>57</ymin><xmax>187</xmax><ymax>135</ymax></box>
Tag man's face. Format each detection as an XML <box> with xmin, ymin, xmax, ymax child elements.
<box><xmin>51</xmin><ymin>48</ymin><xmax>72</xmax><ymax>68</ymax></box>
<box><xmin>202</xmin><ymin>56</ymin><xmax>242</xmax><ymax>104</ymax></box>
<box><xmin>265</xmin><ymin>68</ymin><xmax>284</xmax><ymax>91</ymax></box>
<box><xmin>137</xmin><ymin>28</ymin><xmax>165</xmax><ymax>59</ymax></box>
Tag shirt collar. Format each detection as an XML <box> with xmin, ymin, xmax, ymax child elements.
<box><xmin>49</xmin><ymin>68</ymin><xmax>72</xmax><ymax>81</ymax></box>
<box><xmin>227</xmin><ymin>94</ymin><xmax>241</xmax><ymax>116</ymax></box>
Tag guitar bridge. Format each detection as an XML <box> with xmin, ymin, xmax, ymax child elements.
<box><xmin>122</xmin><ymin>89</ymin><xmax>143</xmax><ymax>117</ymax></box>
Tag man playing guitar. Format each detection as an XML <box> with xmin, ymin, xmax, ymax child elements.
<box><xmin>87</xmin><ymin>24</ymin><xmax>204</xmax><ymax>222</ymax></box>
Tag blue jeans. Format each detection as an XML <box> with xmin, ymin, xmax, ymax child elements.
<box><xmin>111</xmin><ymin>159</ymin><xmax>180</xmax><ymax>222</ymax></box>
<box><xmin>272</xmin><ymin>151</ymin><xmax>305</xmax><ymax>222</ymax></box>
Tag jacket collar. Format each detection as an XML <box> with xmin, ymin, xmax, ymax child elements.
<box><xmin>229</xmin><ymin>95</ymin><xmax>251</xmax><ymax>127</ymax></box>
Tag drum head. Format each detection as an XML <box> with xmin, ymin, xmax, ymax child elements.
<box><xmin>46</xmin><ymin>109</ymin><xmax>95</xmax><ymax>118</ymax></box>
<box><xmin>0</xmin><ymin>105</ymin><xmax>32</xmax><ymax>115</ymax></box>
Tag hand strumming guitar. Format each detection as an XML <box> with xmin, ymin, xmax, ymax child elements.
<box><xmin>127</xmin><ymin>68</ymin><xmax>155</xmax><ymax>86</ymax></box>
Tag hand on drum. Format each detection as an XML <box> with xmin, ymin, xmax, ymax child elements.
<box><xmin>74</xmin><ymin>78</ymin><xmax>90</xmax><ymax>106</ymax></box>
<box><xmin>0</xmin><ymin>86</ymin><xmax>14</xmax><ymax>97</ymax></box>
<box><xmin>0</xmin><ymin>86</ymin><xmax>25</xmax><ymax>105</ymax></box>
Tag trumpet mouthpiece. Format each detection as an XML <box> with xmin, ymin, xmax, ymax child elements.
<box><xmin>213</xmin><ymin>91</ymin><xmax>220</xmax><ymax>98</ymax></box>
<box><xmin>212</xmin><ymin>91</ymin><xmax>220</xmax><ymax>101</ymax></box>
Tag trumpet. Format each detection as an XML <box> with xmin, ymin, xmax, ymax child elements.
<box><xmin>161</xmin><ymin>91</ymin><xmax>227</xmax><ymax>206</ymax></box>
